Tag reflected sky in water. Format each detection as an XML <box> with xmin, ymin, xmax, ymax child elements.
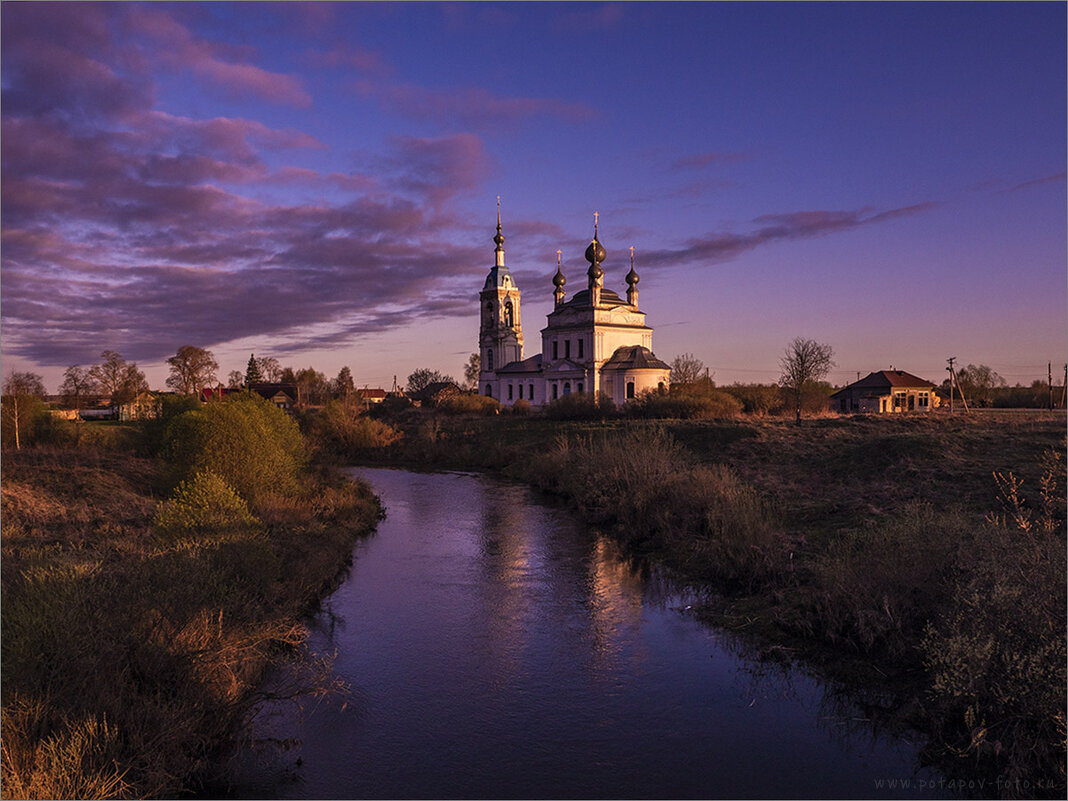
<box><xmin>231</xmin><ymin>468</ymin><xmax>944</xmax><ymax>800</ymax></box>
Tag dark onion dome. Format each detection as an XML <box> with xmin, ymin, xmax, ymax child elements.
<box><xmin>493</xmin><ymin>224</ymin><xmax>504</xmax><ymax>248</ymax></box>
<box><xmin>553</xmin><ymin>265</ymin><xmax>566</xmax><ymax>287</ymax></box>
<box><xmin>585</xmin><ymin>236</ymin><xmax>606</xmax><ymax>266</ymax></box>
<box><xmin>626</xmin><ymin>265</ymin><xmax>639</xmax><ymax>285</ymax></box>
<box><xmin>587</xmin><ymin>260</ymin><xmax>604</xmax><ymax>280</ymax></box>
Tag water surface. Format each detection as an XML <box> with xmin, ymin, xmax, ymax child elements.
<box><xmin>232</xmin><ymin>467</ymin><xmax>942</xmax><ymax>799</ymax></box>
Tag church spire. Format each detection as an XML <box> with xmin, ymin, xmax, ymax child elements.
<box><xmin>493</xmin><ymin>195</ymin><xmax>505</xmax><ymax>268</ymax></box>
<box><xmin>553</xmin><ymin>249</ymin><xmax>567</xmax><ymax>308</ymax></box>
<box><xmin>585</xmin><ymin>211</ymin><xmax>605</xmax><ymax>306</ymax></box>
<box><xmin>626</xmin><ymin>245</ymin><xmax>639</xmax><ymax>307</ymax></box>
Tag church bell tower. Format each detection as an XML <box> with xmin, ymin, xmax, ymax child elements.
<box><xmin>478</xmin><ymin>199</ymin><xmax>523</xmax><ymax>395</ymax></box>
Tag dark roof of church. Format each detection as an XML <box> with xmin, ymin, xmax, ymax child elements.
<box><xmin>831</xmin><ymin>370</ymin><xmax>935</xmax><ymax>397</ymax></box>
<box><xmin>557</xmin><ymin>287</ymin><xmax>628</xmax><ymax>309</ymax></box>
<box><xmin>496</xmin><ymin>354</ymin><xmax>544</xmax><ymax>374</ymax></box>
<box><xmin>600</xmin><ymin>345</ymin><xmax>670</xmax><ymax>371</ymax></box>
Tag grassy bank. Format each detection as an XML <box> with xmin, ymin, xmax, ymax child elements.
<box><xmin>1</xmin><ymin>401</ymin><xmax>382</xmax><ymax>798</ymax></box>
<box><xmin>356</xmin><ymin>409</ymin><xmax>1065</xmax><ymax>796</ymax></box>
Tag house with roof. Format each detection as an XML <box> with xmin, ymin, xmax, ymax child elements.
<box><xmin>409</xmin><ymin>381</ymin><xmax>463</xmax><ymax>407</ymax></box>
<box><xmin>478</xmin><ymin>208</ymin><xmax>670</xmax><ymax>406</ymax></box>
<box><xmin>831</xmin><ymin>370</ymin><xmax>940</xmax><ymax>414</ymax></box>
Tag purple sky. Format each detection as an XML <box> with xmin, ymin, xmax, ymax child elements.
<box><xmin>2</xmin><ymin>2</ymin><xmax>1065</xmax><ymax>392</ymax></box>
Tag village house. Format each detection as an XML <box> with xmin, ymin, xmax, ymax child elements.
<box><xmin>831</xmin><ymin>370</ymin><xmax>940</xmax><ymax>413</ymax></box>
<box><xmin>409</xmin><ymin>381</ymin><xmax>463</xmax><ymax>407</ymax></box>
<box><xmin>479</xmin><ymin>209</ymin><xmax>670</xmax><ymax>406</ymax></box>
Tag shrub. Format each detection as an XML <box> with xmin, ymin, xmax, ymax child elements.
<box><xmin>921</xmin><ymin>451</ymin><xmax>1066</xmax><ymax>790</ymax></box>
<box><xmin>545</xmin><ymin>392</ymin><xmax>614</xmax><ymax>421</ymax></box>
<box><xmin>161</xmin><ymin>393</ymin><xmax>306</xmax><ymax>506</ymax></box>
<box><xmin>510</xmin><ymin>398</ymin><xmax>531</xmax><ymax>415</ymax></box>
<box><xmin>309</xmin><ymin>400</ymin><xmax>403</xmax><ymax>456</ymax></box>
<box><xmin>723</xmin><ymin>383</ymin><xmax>785</xmax><ymax>415</ymax></box>
<box><xmin>439</xmin><ymin>393</ymin><xmax>500</xmax><ymax>416</ymax></box>
<box><xmin>153</xmin><ymin>470</ymin><xmax>261</xmax><ymax>543</ymax></box>
<box><xmin>628</xmin><ymin>384</ymin><xmax>742</xmax><ymax>419</ymax></box>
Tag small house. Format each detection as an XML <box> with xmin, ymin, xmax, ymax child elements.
<box><xmin>831</xmin><ymin>370</ymin><xmax>940</xmax><ymax>414</ymax></box>
<box><xmin>409</xmin><ymin>381</ymin><xmax>463</xmax><ymax>407</ymax></box>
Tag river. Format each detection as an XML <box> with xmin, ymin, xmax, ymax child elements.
<box><xmin>227</xmin><ymin>467</ymin><xmax>944</xmax><ymax>799</ymax></box>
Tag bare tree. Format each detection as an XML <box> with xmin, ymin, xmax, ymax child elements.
<box><xmin>670</xmin><ymin>353</ymin><xmax>706</xmax><ymax>384</ymax></box>
<box><xmin>227</xmin><ymin>370</ymin><xmax>244</xmax><ymax>388</ymax></box>
<box><xmin>463</xmin><ymin>353</ymin><xmax>480</xmax><ymax>389</ymax></box>
<box><xmin>89</xmin><ymin>350</ymin><xmax>148</xmax><ymax>405</ymax></box>
<box><xmin>2</xmin><ymin>371</ymin><xmax>46</xmax><ymax>450</ymax></box>
<box><xmin>59</xmin><ymin>365</ymin><xmax>98</xmax><ymax>411</ymax></box>
<box><xmin>406</xmin><ymin>368</ymin><xmax>453</xmax><ymax>394</ymax></box>
<box><xmin>256</xmin><ymin>356</ymin><xmax>283</xmax><ymax>382</ymax></box>
<box><xmin>779</xmin><ymin>337</ymin><xmax>835</xmax><ymax>425</ymax></box>
<box><xmin>955</xmin><ymin>364</ymin><xmax>1006</xmax><ymax>408</ymax></box>
<box><xmin>166</xmin><ymin>345</ymin><xmax>219</xmax><ymax>395</ymax></box>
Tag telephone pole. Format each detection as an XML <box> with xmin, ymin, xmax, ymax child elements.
<box><xmin>1049</xmin><ymin>362</ymin><xmax>1053</xmax><ymax>411</ymax></box>
<box><xmin>946</xmin><ymin>357</ymin><xmax>969</xmax><ymax>413</ymax></box>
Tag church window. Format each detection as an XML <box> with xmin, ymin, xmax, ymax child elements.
<box><xmin>565</xmin><ymin>340</ymin><xmax>571</xmax><ymax>359</ymax></box>
<box><xmin>578</xmin><ymin>338</ymin><xmax>584</xmax><ymax>359</ymax></box>
<box><xmin>528</xmin><ymin>384</ymin><xmax>534</xmax><ymax>400</ymax></box>
<box><xmin>507</xmin><ymin>384</ymin><xmax>513</xmax><ymax>400</ymax></box>
<box><xmin>552</xmin><ymin>341</ymin><xmax>558</xmax><ymax>360</ymax></box>
<box><xmin>563</xmin><ymin>382</ymin><xmax>571</xmax><ymax>395</ymax></box>
<box><xmin>627</xmin><ymin>381</ymin><xmax>636</xmax><ymax>399</ymax></box>
<box><xmin>504</xmin><ymin>300</ymin><xmax>514</xmax><ymax>328</ymax></box>
<box><xmin>552</xmin><ymin>384</ymin><xmax>558</xmax><ymax>400</ymax></box>
<box><xmin>577</xmin><ymin>382</ymin><xmax>584</xmax><ymax>394</ymax></box>
<box><xmin>485</xmin><ymin>302</ymin><xmax>493</xmax><ymax>325</ymax></box>
<box><xmin>487</xmin><ymin>349</ymin><xmax>494</xmax><ymax>370</ymax></box>
<box><xmin>658</xmin><ymin>382</ymin><xmax>665</xmax><ymax>392</ymax></box>
<box><xmin>486</xmin><ymin>384</ymin><xmax>493</xmax><ymax>397</ymax></box>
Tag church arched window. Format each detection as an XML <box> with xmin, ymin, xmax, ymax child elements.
<box><xmin>485</xmin><ymin>302</ymin><xmax>493</xmax><ymax>325</ymax></box>
<box><xmin>577</xmin><ymin>382</ymin><xmax>584</xmax><ymax>394</ymax></box>
<box><xmin>563</xmin><ymin>382</ymin><xmax>571</xmax><ymax>395</ymax></box>
<box><xmin>552</xmin><ymin>384</ymin><xmax>558</xmax><ymax>400</ymax></box>
<box><xmin>626</xmin><ymin>381</ymin><xmax>636</xmax><ymax>399</ymax></box>
<box><xmin>503</xmin><ymin>300</ymin><xmax>513</xmax><ymax>328</ymax></box>
<box><xmin>485</xmin><ymin>384</ymin><xmax>493</xmax><ymax>397</ymax></box>
<box><xmin>487</xmin><ymin>349</ymin><xmax>494</xmax><ymax>370</ymax></box>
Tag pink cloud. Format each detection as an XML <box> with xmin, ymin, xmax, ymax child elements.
<box><xmin>385</xmin><ymin>133</ymin><xmax>493</xmax><ymax>206</ymax></box>
<box><xmin>125</xmin><ymin>6</ymin><xmax>312</xmax><ymax>107</ymax></box>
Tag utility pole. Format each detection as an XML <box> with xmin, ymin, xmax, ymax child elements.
<box><xmin>947</xmin><ymin>357</ymin><xmax>969</xmax><ymax>413</ymax></box>
<box><xmin>1062</xmin><ymin>364</ymin><xmax>1067</xmax><ymax>409</ymax></box>
<box><xmin>1049</xmin><ymin>362</ymin><xmax>1054</xmax><ymax>411</ymax></box>
<box><xmin>946</xmin><ymin>357</ymin><xmax>955</xmax><ymax>413</ymax></box>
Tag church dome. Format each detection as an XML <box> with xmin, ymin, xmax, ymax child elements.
<box><xmin>553</xmin><ymin>266</ymin><xmax>566</xmax><ymax>287</ymax></box>
<box><xmin>626</xmin><ymin>266</ymin><xmax>639</xmax><ymax>285</ymax></box>
<box><xmin>585</xmin><ymin>237</ymin><xmax>606</xmax><ymax>266</ymax></box>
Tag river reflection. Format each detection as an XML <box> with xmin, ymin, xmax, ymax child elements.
<box><xmin>228</xmin><ymin>467</ymin><xmax>944</xmax><ymax>800</ymax></box>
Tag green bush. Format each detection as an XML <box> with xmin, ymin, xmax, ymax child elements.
<box><xmin>153</xmin><ymin>471</ymin><xmax>261</xmax><ymax>543</ymax></box>
<box><xmin>161</xmin><ymin>393</ymin><xmax>306</xmax><ymax>506</ymax></box>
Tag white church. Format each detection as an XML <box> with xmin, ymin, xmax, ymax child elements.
<box><xmin>478</xmin><ymin>208</ymin><xmax>671</xmax><ymax>406</ymax></box>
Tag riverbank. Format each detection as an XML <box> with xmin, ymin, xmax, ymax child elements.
<box><xmin>358</xmin><ymin>410</ymin><xmax>1066</xmax><ymax>796</ymax></box>
<box><xmin>1</xmin><ymin>445</ymin><xmax>382</xmax><ymax>798</ymax></box>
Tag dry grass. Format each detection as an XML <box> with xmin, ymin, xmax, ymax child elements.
<box><xmin>1</xmin><ymin>447</ymin><xmax>381</xmax><ymax>799</ymax></box>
